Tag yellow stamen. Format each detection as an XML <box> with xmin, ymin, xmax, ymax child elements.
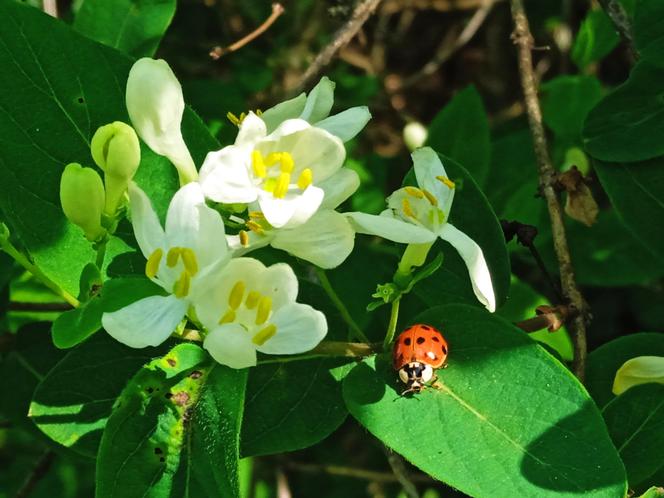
<box><xmin>405</xmin><ymin>186</ymin><xmax>424</xmax><ymax>198</ymax></box>
<box><xmin>279</xmin><ymin>152</ymin><xmax>294</xmax><ymax>173</ymax></box>
<box><xmin>166</xmin><ymin>247</ymin><xmax>181</xmax><ymax>268</ymax></box>
<box><xmin>246</xmin><ymin>220</ymin><xmax>264</xmax><ymax>235</ymax></box>
<box><xmin>145</xmin><ymin>248</ymin><xmax>163</xmax><ymax>279</ymax></box>
<box><xmin>245</xmin><ymin>290</ymin><xmax>261</xmax><ymax>309</ymax></box>
<box><xmin>252</xmin><ymin>324</ymin><xmax>277</xmax><ymax>346</ymax></box>
<box><xmin>219</xmin><ymin>309</ymin><xmax>236</xmax><ymax>324</ymax></box>
<box><xmin>252</xmin><ymin>150</ymin><xmax>266</xmax><ymax>178</ymax></box>
<box><xmin>402</xmin><ymin>198</ymin><xmax>416</xmax><ymax>219</ymax></box>
<box><xmin>228</xmin><ymin>281</ymin><xmax>245</xmax><ymax>310</ymax></box>
<box><xmin>173</xmin><ymin>271</ymin><xmax>191</xmax><ymax>298</ymax></box>
<box><xmin>422</xmin><ymin>189</ymin><xmax>438</xmax><ymax>206</ymax></box>
<box><xmin>239</xmin><ymin>230</ymin><xmax>249</xmax><ymax>247</ymax></box>
<box><xmin>297</xmin><ymin>168</ymin><xmax>313</xmax><ymax>190</ymax></box>
<box><xmin>436</xmin><ymin>175</ymin><xmax>456</xmax><ymax>189</ymax></box>
<box><xmin>248</xmin><ymin>211</ymin><xmax>264</xmax><ymax>219</ymax></box>
<box><xmin>263</xmin><ymin>178</ymin><xmax>276</xmax><ymax>193</ymax></box>
<box><xmin>255</xmin><ymin>296</ymin><xmax>272</xmax><ymax>324</ymax></box>
<box><xmin>265</xmin><ymin>152</ymin><xmax>281</xmax><ymax>166</ymax></box>
<box><xmin>256</xmin><ymin>109</ymin><xmax>263</xmax><ymax>116</ymax></box>
<box><xmin>180</xmin><ymin>248</ymin><xmax>199</xmax><ymax>276</ymax></box>
<box><xmin>226</xmin><ymin>112</ymin><xmax>241</xmax><ymax>127</ymax></box>
<box><xmin>273</xmin><ymin>172</ymin><xmax>290</xmax><ymax>198</ymax></box>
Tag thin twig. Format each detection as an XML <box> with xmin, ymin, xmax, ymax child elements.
<box><xmin>8</xmin><ymin>302</ymin><xmax>73</xmax><ymax>312</ymax></box>
<box><xmin>210</xmin><ymin>3</ymin><xmax>285</xmax><ymax>60</ymax></box>
<box><xmin>14</xmin><ymin>451</ymin><xmax>55</xmax><ymax>498</ymax></box>
<box><xmin>510</xmin><ymin>0</ymin><xmax>589</xmax><ymax>381</ymax></box>
<box><xmin>315</xmin><ymin>268</ymin><xmax>369</xmax><ymax>343</ymax></box>
<box><xmin>294</xmin><ymin>0</ymin><xmax>383</xmax><ymax>93</ymax></box>
<box><xmin>514</xmin><ymin>305</ymin><xmax>570</xmax><ymax>334</ymax></box>
<box><xmin>382</xmin><ymin>447</ymin><xmax>420</xmax><ymax>498</ymax></box>
<box><xmin>597</xmin><ymin>0</ymin><xmax>639</xmax><ymax>60</ymax></box>
<box><xmin>286</xmin><ymin>462</ymin><xmax>434</xmax><ymax>483</ymax></box>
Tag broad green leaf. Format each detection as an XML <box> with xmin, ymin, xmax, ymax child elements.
<box><xmin>586</xmin><ymin>333</ymin><xmax>664</xmax><ymax>407</ymax></box>
<box><xmin>0</xmin><ymin>1</ymin><xmax>217</xmax><ymax>296</ymax></box>
<box><xmin>241</xmin><ymin>358</ymin><xmax>352</xmax><ymax>457</ymax></box>
<box><xmin>541</xmin><ymin>76</ymin><xmax>602</xmax><ymax>142</ymax></box>
<box><xmin>96</xmin><ymin>343</ymin><xmax>245</xmax><ymax>498</ymax></box>
<box><xmin>634</xmin><ymin>0</ymin><xmax>664</xmax><ymax>53</ymax></box>
<box><xmin>603</xmin><ymin>384</ymin><xmax>664</xmax><ymax>487</ymax></box>
<box><xmin>583</xmin><ymin>60</ymin><xmax>664</xmax><ymax>162</ymax></box>
<box><xmin>74</xmin><ymin>0</ymin><xmax>176</xmax><ymax>57</ymax></box>
<box><xmin>571</xmin><ymin>10</ymin><xmax>620</xmax><ymax>68</ymax></box>
<box><xmin>343</xmin><ymin>304</ymin><xmax>627</xmax><ymax>498</ymax></box>
<box><xmin>427</xmin><ymin>86</ymin><xmax>491</xmax><ymax>187</ymax></box>
<box><xmin>30</xmin><ymin>333</ymin><xmax>166</xmax><ymax>457</ymax></box>
<box><xmin>595</xmin><ymin>158</ymin><xmax>664</xmax><ymax>258</ymax></box>
<box><xmin>51</xmin><ymin>277</ymin><xmax>164</xmax><ymax>348</ymax></box>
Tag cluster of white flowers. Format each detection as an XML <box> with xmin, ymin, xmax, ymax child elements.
<box><xmin>98</xmin><ymin>57</ymin><xmax>496</xmax><ymax>368</ymax></box>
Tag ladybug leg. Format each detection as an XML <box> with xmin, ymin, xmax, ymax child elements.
<box><xmin>430</xmin><ymin>374</ymin><xmax>444</xmax><ymax>390</ymax></box>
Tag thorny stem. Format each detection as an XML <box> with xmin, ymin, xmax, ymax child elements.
<box><xmin>597</xmin><ymin>0</ymin><xmax>639</xmax><ymax>60</ymax></box>
<box><xmin>210</xmin><ymin>3</ymin><xmax>285</xmax><ymax>59</ymax></box>
<box><xmin>510</xmin><ymin>0</ymin><xmax>588</xmax><ymax>381</ymax></box>
<box><xmin>383</xmin><ymin>297</ymin><xmax>401</xmax><ymax>350</ymax></box>
<box><xmin>315</xmin><ymin>267</ymin><xmax>369</xmax><ymax>343</ymax></box>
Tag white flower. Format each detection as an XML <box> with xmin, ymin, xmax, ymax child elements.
<box><xmin>102</xmin><ymin>182</ymin><xmax>229</xmax><ymax>348</ymax></box>
<box><xmin>126</xmin><ymin>58</ymin><xmax>198</xmax><ymax>185</ymax></box>
<box><xmin>347</xmin><ymin>147</ymin><xmax>496</xmax><ymax>312</ymax></box>
<box><xmin>197</xmin><ymin>258</ymin><xmax>327</xmax><ymax>369</ymax></box>
<box><xmin>613</xmin><ymin>356</ymin><xmax>664</xmax><ymax>395</ymax></box>
<box><xmin>227</xmin><ymin>168</ymin><xmax>360</xmax><ymax>269</ymax></box>
<box><xmin>198</xmin><ymin>112</ymin><xmax>346</xmax><ymax>229</ymax></box>
<box><xmin>260</xmin><ymin>77</ymin><xmax>371</xmax><ymax>142</ymax></box>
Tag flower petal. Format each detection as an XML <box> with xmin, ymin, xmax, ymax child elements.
<box><xmin>299</xmin><ymin>76</ymin><xmax>335</xmax><ymax>123</ymax></box>
<box><xmin>255</xmin><ymin>262</ymin><xmax>299</xmax><ymax>310</ymax></box>
<box><xmin>199</xmin><ymin>145</ymin><xmax>256</xmax><ymax>204</ymax></box>
<box><xmin>128</xmin><ymin>182</ymin><xmax>165</xmax><ymax>258</ymax></box>
<box><xmin>235</xmin><ymin>112</ymin><xmax>267</xmax><ymax>146</ymax></box>
<box><xmin>257</xmin><ymin>303</ymin><xmax>327</xmax><ymax>355</ymax></box>
<box><xmin>345</xmin><ymin>212</ymin><xmax>436</xmax><ymax>244</ymax></box>
<box><xmin>273</xmin><ymin>210</ymin><xmax>355</xmax><ymax>269</ymax></box>
<box><xmin>102</xmin><ymin>294</ymin><xmax>187</xmax><ymax>348</ymax></box>
<box><xmin>204</xmin><ymin>323</ymin><xmax>257</xmax><ymax>369</ymax></box>
<box><xmin>412</xmin><ymin>147</ymin><xmax>454</xmax><ymax>216</ymax></box>
<box><xmin>164</xmin><ymin>182</ymin><xmax>206</xmax><ymax>245</ymax></box>
<box><xmin>258</xmin><ymin>185</ymin><xmax>324</xmax><ymax>229</ymax></box>
<box><xmin>315</xmin><ymin>106</ymin><xmax>371</xmax><ymax>142</ymax></box>
<box><xmin>261</xmin><ymin>93</ymin><xmax>307</xmax><ymax>133</ymax></box>
<box><xmin>438</xmin><ymin>223</ymin><xmax>496</xmax><ymax>312</ymax></box>
<box><xmin>319</xmin><ymin>169</ymin><xmax>360</xmax><ymax>209</ymax></box>
<box><xmin>613</xmin><ymin>356</ymin><xmax>664</xmax><ymax>395</ymax></box>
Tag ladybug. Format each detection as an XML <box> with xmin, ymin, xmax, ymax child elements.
<box><xmin>392</xmin><ymin>324</ymin><xmax>449</xmax><ymax>395</ymax></box>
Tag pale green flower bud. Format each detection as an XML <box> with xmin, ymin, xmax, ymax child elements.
<box><xmin>60</xmin><ymin>163</ymin><xmax>106</xmax><ymax>241</ymax></box>
<box><xmin>403</xmin><ymin>122</ymin><xmax>428</xmax><ymax>152</ymax></box>
<box><xmin>613</xmin><ymin>356</ymin><xmax>664</xmax><ymax>395</ymax></box>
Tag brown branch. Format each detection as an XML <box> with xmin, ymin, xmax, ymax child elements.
<box><xmin>285</xmin><ymin>462</ymin><xmax>434</xmax><ymax>484</ymax></box>
<box><xmin>210</xmin><ymin>3</ymin><xmax>285</xmax><ymax>60</ymax></box>
<box><xmin>8</xmin><ymin>302</ymin><xmax>72</xmax><ymax>312</ymax></box>
<box><xmin>510</xmin><ymin>0</ymin><xmax>589</xmax><ymax>381</ymax></box>
<box><xmin>382</xmin><ymin>447</ymin><xmax>420</xmax><ymax>498</ymax></box>
<box><xmin>14</xmin><ymin>451</ymin><xmax>55</xmax><ymax>498</ymax></box>
<box><xmin>515</xmin><ymin>305</ymin><xmax>571</xmax><ymax>334</ymax></box>
<box><xmin>294</xmin><ymin>0</ymin><xmax>383</xmax><ymax>93</ymax></box>
<box><xmin>597</xmin><ymin>0</ymin><xmax>639</xmax><ymax>60</ymax></box>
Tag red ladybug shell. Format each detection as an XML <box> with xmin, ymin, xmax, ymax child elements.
<box><xmin>392</xmin><ymin>324</ymin><xmax>449</xmax><ymax>370</ymax></box>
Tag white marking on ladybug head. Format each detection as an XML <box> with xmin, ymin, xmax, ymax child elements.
<box><xmin>426</xmin><ymin>351</ymin><xmax>436</xmax><ymax>360</ymax></box>
<box><xmin>421</xmin><ymin>364</ymin><xmax>434</xmax><ymax>383</ymax></box>
<box><xmin>398</xmin><ymin>368</ymin><xmax>409</xmax><ymax>384</ymax></box>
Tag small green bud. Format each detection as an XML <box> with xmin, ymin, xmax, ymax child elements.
<box><xmin>60</xmin><ymin>163</ymin><xmax>106</xmax><ymax>241</ymax></box>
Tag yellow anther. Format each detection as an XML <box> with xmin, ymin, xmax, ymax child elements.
<box><xmin>297</xmin><ymin>168</ymin><xmax>313</xmax><ymax>190</ymax></box>
<box><xmin>248</xmin><ymin>211</ymin><xmax>264</xmax><ymax>219</ymax></box>
<box><xmin>256</xmin><ymin>109</ymin><xmax>263</xmax><ymax>116</ymax></box>
<box><xmin>405</xmin><ymin>186</ymin><xmax>424</xmax><ymax>198</ymax></box>
<box><xmin>166</xmin><ymin>247</ymin><xmax>181</xmax><ymax>268</ymax></box>
<box><xmin>228</xmin><ymin>281</ymin><xmax>246</xmax><ymax>310</ymax></box>
<box><xmin>436</xmin><ymin>175</ymin><xmax>456</xmax><ymax>189</ymax></box>
<box><xmin>263</xmin><ymin>178</ymin><xmax>276</xmax><ymax>193</ymax></box>
<box><xmin>265</xmin><ymin>152</ymin><xmax>281</xmax><ymax>166</ymax></box>
<box><xmin>239</xmin><ymin>230</ymin><xmax>250</xmax><ymax>247</ymax></box>
<box><xmin>245</xmin><ymin>290</ymin><xmax>261</xmax><ymax>309</ymax></box>
<box><xmin>218</xmin><ymin>309</ymin><xmax>236</xmax><ymax>324</ymax></box>
<box><xmin>173</xmin><ymin>271</ymin><xmax>191</xmax><ymax>298</ymax></box>
<box><xmin>180</xmin><ymin>248</ymin><xmax>199</xmax><ymax>276</ymax></box>
<box><xmin>252</xmin><ymin>150</ymin><xmax>266</xmax><ymax>178</ymax></box>
<box><xmin>145</xmin><ymin>248</ymin><xmax>163</xmax><ymax>279</ymax></box>
<box><xmin>252</xmin><ymin>324</ymin><xmax>277</xmax><ymax>346</ymax></box>
<box><xmin>226</xmin><ymin>112</ymin><xmax>241</xmax><ymax>127</ymax></box>
<box><xmin>279</xmin><ymin>152</ymin><xmax>294</xmax><ymax>173</ymax></box>
<box><xmin>422</xmin><ymin>189</ymin><xmax>438</xmax><ymax>206</ymax></box>
<box><xmin>246</xmin><ymin>220</ymin><xmax>264</xmax><ymax>235</ymax></box>
<box><xmin>255</xmin><ymin>296</ymin><xmax>272</xmax><ymax>325</ymax></box>
<box><xmin>402</xmin><ymin>198</ymin><xmax>416</xmax><ymax>219</ymax></box>
<box><xmin>273</xmin><ymin>172</ymin><xmax>290</xmax><ymax>198</ymax></box>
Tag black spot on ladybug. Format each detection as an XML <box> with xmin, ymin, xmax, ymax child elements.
<box><xmin>404</xmin><ymin>338</ymin><xmax>411</xmax><ymax>346</ymax></box>
<box><xmin>442</xmin><ymin>345</ymin><xmax>448</xmax><ymax>354</ymax></box>
<box><xmin>166</xmin><ymin>358</ymin><xmax>176</xmax><ymax>367</ymax></box>
<box><xmin>421</xmin><ymin>325</ymin><xmax>431</xmax><ymax>330</ymax></box>
<box><xmin>189</xmin><ymin>370</ymin><xmax>202</xmax><ymax>379</ymax></box>
<box><xmin>416</xmin><ymin>337</ymin><xmax>425</xmax><ymax>344</ymax></box>
<box><xmin>431</xmin><ymin>336</ymin><xmax>440</xmax><ymax>342</ymax></box>
<box><xmin>154</xmin><ymin>448</ymin><xmax>163</xmax><ymax>455</ymax></box>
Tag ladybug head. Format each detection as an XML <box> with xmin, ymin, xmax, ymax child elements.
<box><xmin>397</xmin><ymin>361</ymin><xmax>434</xmax><ymax>395</ymax></box>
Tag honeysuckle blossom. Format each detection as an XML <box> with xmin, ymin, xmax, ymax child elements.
<box><xmin>196</xmin><ymin>258</ymin><xmax>327</xmax><ymax>369</ymax></box>
<box><xmin>347</xmin><ymin>147</ymin><xmax>496</xmax><ymax>312</ymax></box>
<box><xmin>613</xmin><ymin>356</ymin><xmax>664</xmax><ymax>395</ymax></box>
<box><xmin>102</xmin><ymin>182</ymin><xmax>229</xmax><ymax>348</ymax></box>
<box><xmin>227</xmin><ymin>169</ymin><xmax>359</xmax><ymax>269</ymax></box>
<box><xmin>126</xmin><ymin>58</ymin><xmax>198</xmax><ymax>185</ymax></box>
<box><xmin>198</xmin><ymin>112</ymin><xmax>347</xmax><ymax>229</ymax></box>
<box><xmin>260</xmin><ymin>76</ymin><xmax>371</xmax><ymax>142</ymax></box>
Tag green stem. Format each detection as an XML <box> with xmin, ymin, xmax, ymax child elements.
<box><xmin>383</xmin><ymin>298</ymin><xmax>401</xmax><ymax>350</ymax></box>
<box><xmin>95</xmin><ymin>241</ymin><xmax>107</xmax><ymax>269</ymax></box>
<box><xmin>315</xmin><ymin>267</ymin><xmax>369</xmax><ymax>343</ymax></box>
<box><xmin>257</xmin><ymin>341</ymin><xmax>382</xmax><ymax>364</ymax></box>
<box><xmin>0</xmin><ymin>237</ymin><xmax>80</xmax><ymax>308</ymax></box>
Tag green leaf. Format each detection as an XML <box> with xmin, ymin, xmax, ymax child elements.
<box><xmin>427</xmin><ymin>86</ymin><xmax>491</xmax><ymax>187</ymax></box>
<box><xmin>74</xmin><ymin>0</ymin><xmax>176</xmax><ymax>57</ymax></box>
<box><xmin>51</xmin><ymin>277</ymin><xmax>164</xmax><ymax>348</ymax></box>
<box><xmin>241</xmin><ymin>358</ymin><xmax>352</xmax><ymax>457</ymax></box>
<box><xmin>343</xmin><ymin>304</ymin><xmax>627</xmax><ymax>498</ymax></box>
<box><xmin>30</xmin><ymin>333</ymin><xmax>166</xmax><ymax>457</ymax></box>
<box><xmin>637</xmin><ymin>486</ymin><xmax>664</xmax><ymax>498</ymax></box>
<box><xmin>583</xmin><ymin>60</ymin><xmax>664</xmax><ymax>162</ymax></box>
<box><xmin>0</xmin><ymin>1</ymin><xmax>216</xmax><ymax>296</ymax></box>
<box><xmin>96</xmin><ymin>343</ymin><xmax>245</xmax><ymax>498</ymax></box>
<box><xmin>586</xmin><ymin>333</ymin><xmax>664</xmax><ymax>407</ymax></box>
<box><xmin>595</xmin><ymin>158</ymin><xmax>664</xmax><ymax>258</ymax></box>
<box><xmin>634</xmin><ymin>0</ymin><xmax>664</xmax><ymax>54</ymax></box>
<box><xmin>603</xmin><ymin>384</ymin><xmax>664</xmax><ymax>487</ymax></box>
<box><xmin>571</xmin><ymin>9</ymin><xmax>620</xmax><ymax>68</ymax></box>
<box><xmin>541</xmin><ymin>76</ymin><xmax>602</xmax><ymax>142</ymax></box>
